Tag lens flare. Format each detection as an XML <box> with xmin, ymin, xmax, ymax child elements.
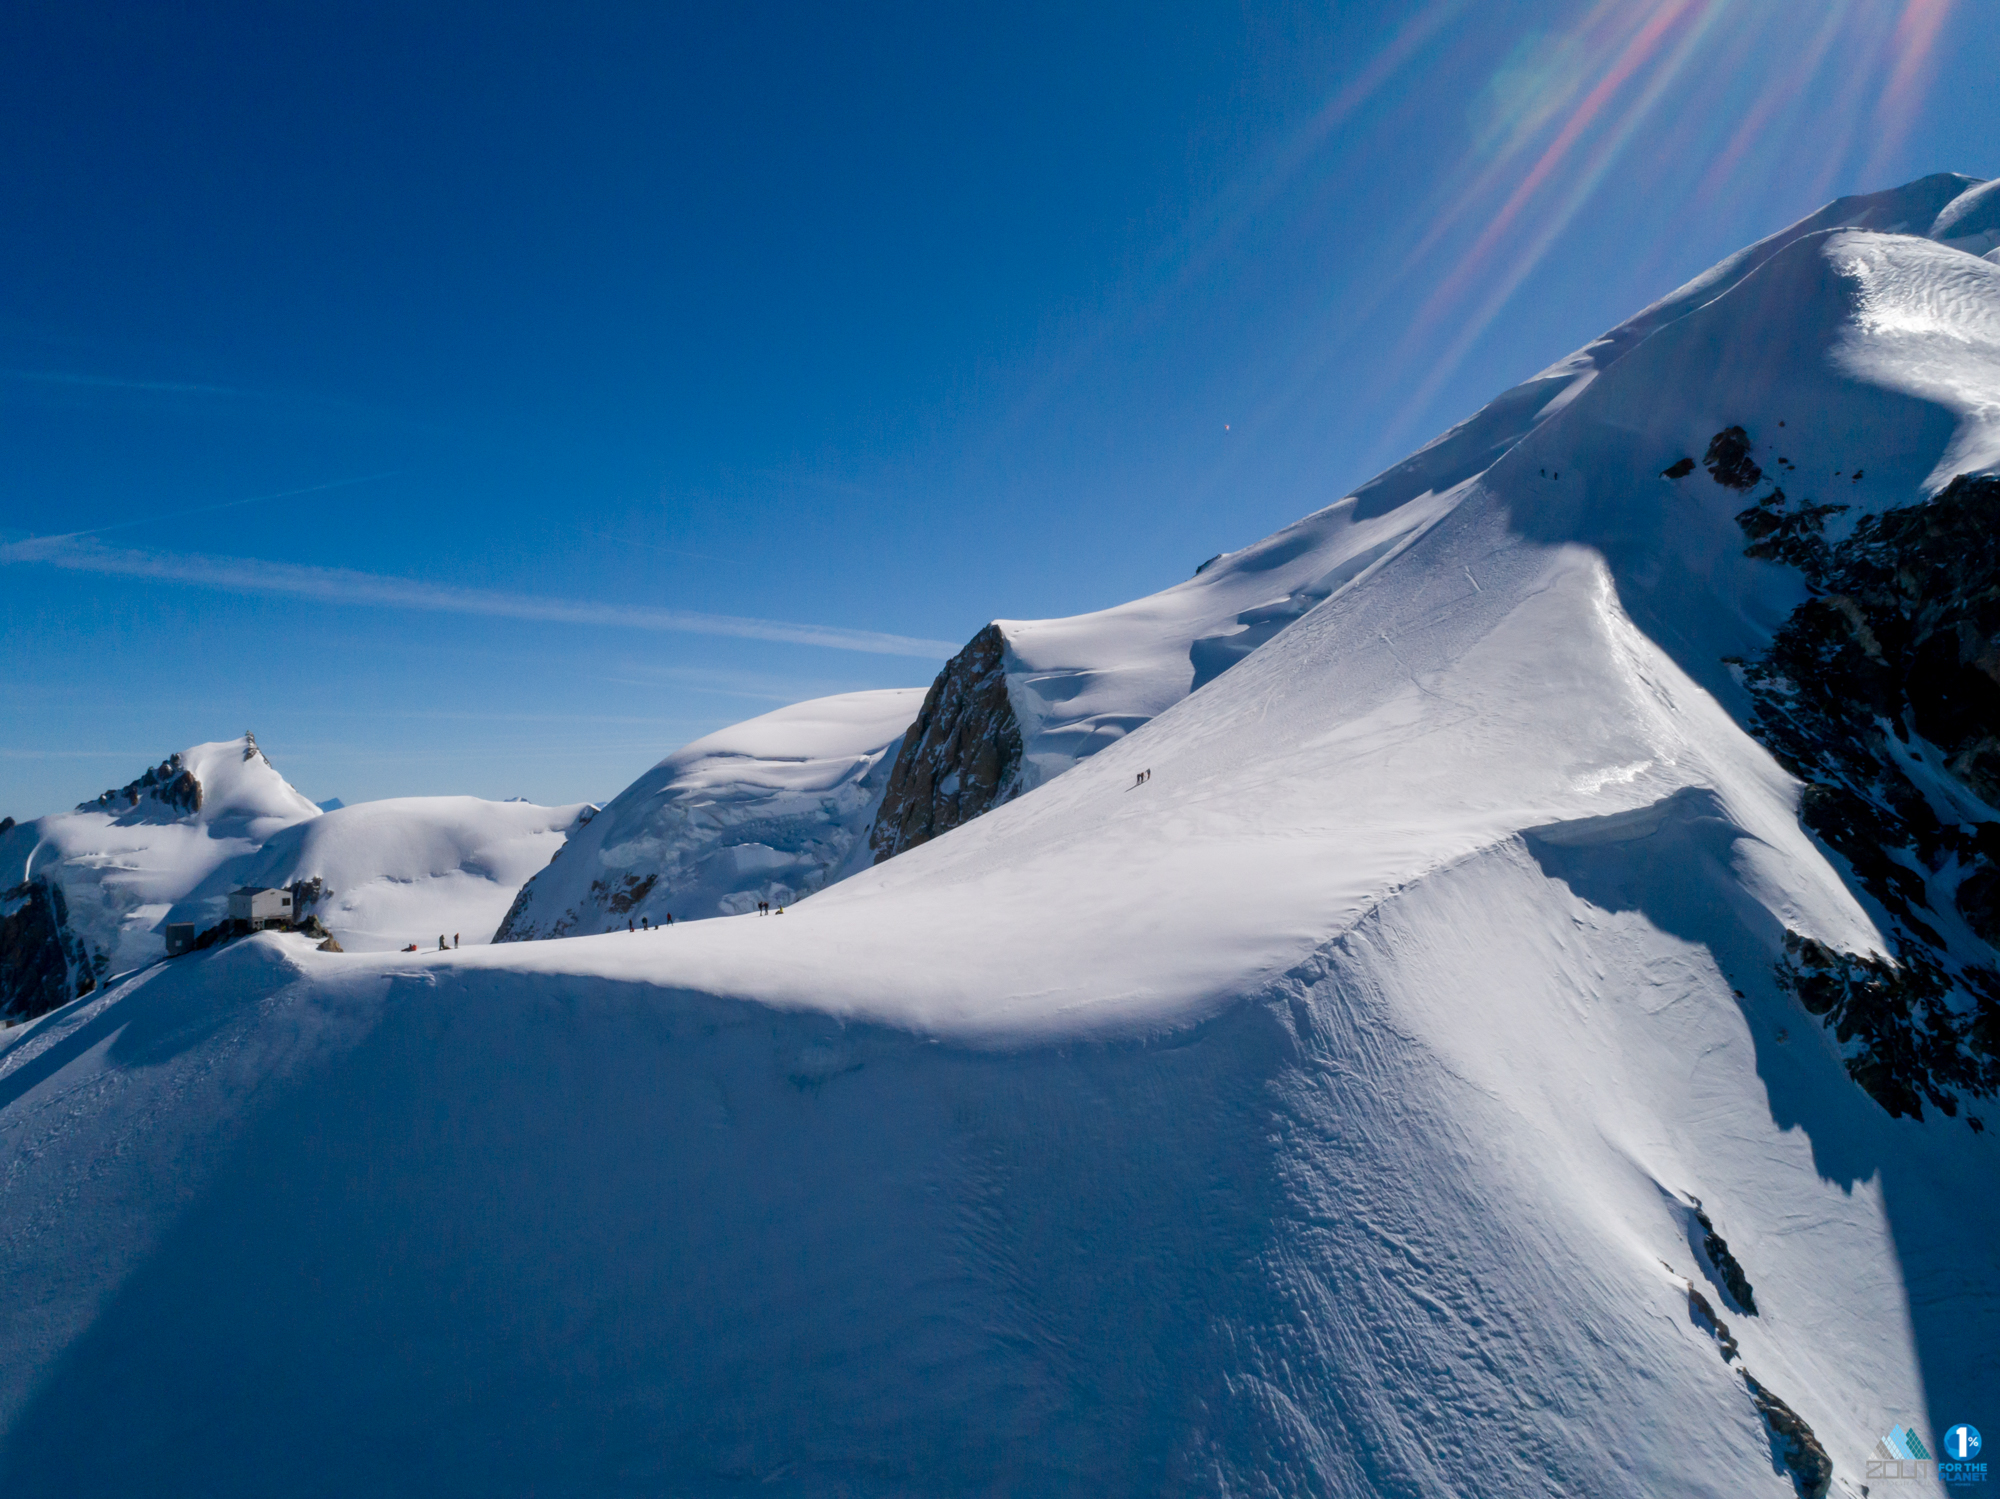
<box><xmin>1867</xmin><ymin>0</ymin><xmax>1955</xmax><ymax>181</ymax></box>
<box><xmin>1210</xmin><ymin>0</ymin><xmax>1978</xmax><ymax>474</ymax></box>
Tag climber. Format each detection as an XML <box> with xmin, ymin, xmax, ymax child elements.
<box><xmin>438</xmin><ymin>935</ymin><xmax>446</xmax><ymax>951</ymax></box>
<box><xmin>453</xmin><ymin>933</ymin><xmax>459</xmax><ymax>949</ymax></box>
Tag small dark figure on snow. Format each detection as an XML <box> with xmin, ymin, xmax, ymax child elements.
<box><xmin>664</xmin><ymin>913</ymin><xmax>673</xmax><ymax>926</ymax></box>
<box><xmin>438</xmin><ymin>935</ymin><xmax>447</xmax><ymax>951</ymax></box>
<box><xmin>628</xmin><ymin>918</ymin><xmax>634</xmax><ymax>932</ymax></box>
<box><xmin>453</xmin><ymin>933</ymin><xmax>459</xmax><ymax>948</ymax></box>
<box><xmin>641</xmin><ymin>916</ymin><xmax>649</xmax><ymax>930</ymax></box>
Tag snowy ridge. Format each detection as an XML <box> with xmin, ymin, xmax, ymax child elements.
<box><xmin>472</xmin><ymin>180</ymin><xmax>2000</xmax><ymax>927</ymax></box>
<box><xmin>3</xmin><ymin>175</ymin><xmax>1999</xmax><ymax>1494</ymax></box>
<box><xmin>973</xmin><ymin>173</ymin><xmax>2000</xmax><ymax>797</ymax></box>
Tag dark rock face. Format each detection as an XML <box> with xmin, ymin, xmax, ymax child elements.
<box><xmin>1705</xmin><ymin>425</ymin><xmax>1763</xmax><ymax>490</ymax></box>
<box><xmin>1691</xmin><ymin>1202</ymin><xmax>1758</xmax><ymax>1315</ymax></box>
<box><xmin>291</xmin><ymin>877</ymin><xmax>327</xmax><ymax>916</ymax></box>
<box><xmin>1686</xmin><ymin>1285</ymin><xmax>1740</xmax><ymax>1362</ymax></box>
<box><xmin>597</xmin><ymin>873</ymin><xmax>657</xmax><ymax>914</ymax></box>
<box><xmin>492</xmin><ymin>881</ymin><xmax>538</xmax><ymax>943</ymax></box>
<box><xmin>869</xmin><ymin>624</ymin><xmax>1024</xmax><ymax>864</ymax></box>
<box><xmin>1743</xmin><ymin>1373</ymin><xmax>1834</xmax><ymax>1499</ymax></box>
<box><xmin>1729</xmin><ymin>452</ymin><xmax>2000</xmax><ymax>1123</ymax></box>
<box><xmin>0</xmin><ymin>878</ymin><xmax>96</xmax><ymax>1023</ymax></box>
<box><xmin>78</xmin><ymin>754</ymin><xmax>202</xmax><ymax>818</ymax></box>
<box><xmin>1661</xmin><ymin>456</ymin><xmax>1696</xmax><ymax>480</ymax></box>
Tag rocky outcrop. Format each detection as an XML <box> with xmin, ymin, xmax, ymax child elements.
<box><xmin>1704</xmin><ymin>425</ymin><xmax>1763</xmax><ymax>490</ymax></box>
<box><xmin>1685</xmin><ymin>1286</ymin><xmax>1740</xmax><ymax>1362</ymax></box>
<box><xmin>1743</xmin><ymin>1374</ymin><xmax>1834</xmax><ymax>1499</ymax></box>
<box><xmin>1690</xmin><ymin>1199</ymin><xmax>1758</xmax><ymax>1315</ymax></box>
<box><xmin>1728</xmin><ymin>449</ymin><xmax>2000</xmax><ymax>1123</ymax></box>
<box><xmin>0</xmin><ymin>878</ymin><xmax>99</xmax><ymax>1023</ymax></box>
<box><xmin>869</xmin><ymin>625</ymin><xmax>1024</xmax><ymax>863</ymax></box>
<box><xmin>1682</xmin><ymin>1267</ymin><xmax>1828</xmax><ymax>1497</ymax></box>
<box><xmin>77</xmin><ymin>753</ymin><xmax>202</xmax><ymax>818</ymax></box>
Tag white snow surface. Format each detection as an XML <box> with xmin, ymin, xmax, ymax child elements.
<box><xmin>3</xmin><ymin>177</ymin><xmax>1998</xmax><ymax>1495</ymax></box>
<box><xmin>218</xmin><ymin>795</ymin><xmax>587</xmax><ymax>952</ymax></box>
<box><xmin>0</xmin><ymin>735</ymin><xmax>583</xmax><ymax>968</ymax></box>
<box><xmin>990</xmin><ymin>173</ymin><xmax>2000</xmax><ymax>791</ymax></box>
<box><xmin>494</xmin><ymin>687</ymin><xmax>924</xmax><ymax>938</ymax></box>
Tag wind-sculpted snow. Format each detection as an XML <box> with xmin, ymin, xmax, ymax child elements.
<box><xmin>4</xmin><ymin>175</ymin><xmax>2000</xmax><ymax>1492</ymax></box>
<box><xmin>496</xmin><ymin>688</ymin><xmax>924</xmax><ymax>938</ymax></box>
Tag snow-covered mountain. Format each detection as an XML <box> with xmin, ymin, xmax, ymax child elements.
<box><xmin>3</xmin><ymin>174</ymin><xmax>1999</xmax><ymax>1497</ymax></box>
<box><xmin>1</xmin><ymin>736</ymin><xmax>585</xmax><ymax>1016</ymax></box>
<box><xmin>494</xmin><ymin>688</ymin><xmax>923</xmax><ymax>939</ymax></box>
<box><xmin>567</xmin><ymin>173</ymin><xmax>2000</xmax><ymax>908</ymax></box>
<box><xmin>859</xmin><ymin>171</ymin><xmax>2000</xmax><ymax>868</ymax></box>
<box><xmin>0</xmin><ymin>736</ymin><xmax>320</xmax><ymax>1013</ymax></box>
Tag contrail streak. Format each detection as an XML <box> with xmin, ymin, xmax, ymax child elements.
<box><xmin>0</xmin><ymin>537</ymin><xmax>960</xmax><ymax>660</ymax></box>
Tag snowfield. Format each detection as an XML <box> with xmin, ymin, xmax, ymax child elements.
<box><xmin>495</xmin><ymin>687</ymin><xmax>924</xmax><ymax>939</ymax></box>
<box><xmin>217</xmin><ymin>794</ymin><xmax>589</xmax><ymax>952</ymax></box>
<box><xmin>3</xmin><ymin>174</ymin><xmax>1999</xmax><ymax>1497</ymax></box>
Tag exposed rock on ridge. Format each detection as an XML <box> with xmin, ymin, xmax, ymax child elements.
<box><xmin>869</xmin><ymin>624</ymin><xmax>1024</xmax><ymax>863</ymax></box>
<box><xmin>78</xmin><ymin>753</ymin><xmax>202</xmax><ymax>818</ymax></box>
<box><xmin>1743</xmin><ymin>1374</ymin><xmax>1834</xmax><ymax>1499</ymax></box>
<box><xmin>0</xmin><ymin>878</ymin><xmax>100</xmax><ymax>1022</ymax></box>
<box><xmin>1725</xmin><ymin>445</ymin><xmax>2000</xmax><ymax>1122</ymax></box>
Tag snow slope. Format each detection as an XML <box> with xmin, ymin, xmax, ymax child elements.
<box><xmin>988</xmin><ymin>172</ymin><xmax>1999</xmax><ymax>792</ymax></box>
<box><xmin>3</xmin><ymin>176</ymin><xmax>1998</xmax><ymax>1496</ymax></box>
<box><xmin>494</xmin><ymin>688</ymin><xmax>922</xmax><ymax>939</ymax></box>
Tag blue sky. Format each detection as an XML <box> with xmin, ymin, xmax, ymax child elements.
<box><xmin>2</xmin><ymin>0</ymin><xmax>1994</xmax><ymax>813</ymax></box>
